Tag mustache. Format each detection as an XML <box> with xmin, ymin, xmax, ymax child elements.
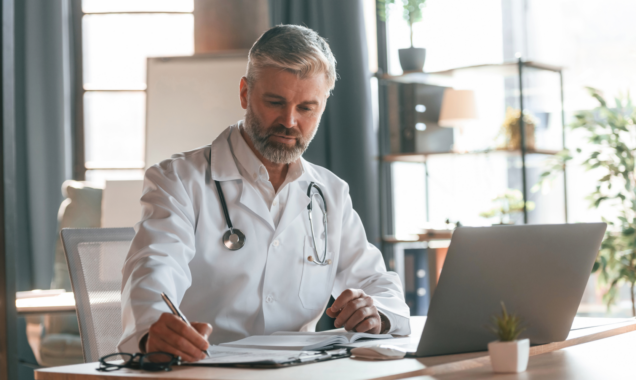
<box><xmin>265</xmin><ymin>125</ymin><xmax>302</xmax><ymax>139</ymax></box>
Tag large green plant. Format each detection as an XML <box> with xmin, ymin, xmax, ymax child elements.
<box><xmin>378</xmin><ymin>0</ymin><xmax>427</xmax><ymax>48</ymax></box>
<box><xmin>536</xmin><ymin>87</ymin><xmax>636</xmax><ymax>316</ymax></box>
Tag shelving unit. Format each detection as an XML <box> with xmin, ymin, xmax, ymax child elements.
<box><xmin>376</xmin><ymin>59</ymin><xmax>569</xmax><ymax>315</ymax></box>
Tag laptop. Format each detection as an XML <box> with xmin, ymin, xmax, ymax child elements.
<box><xmin>411</xmin><ymin>223</ymin><xmax>606</xmax><ymax>357</ymax></box>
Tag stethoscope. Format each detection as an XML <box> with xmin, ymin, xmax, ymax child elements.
<box><xmin>214</xmin><ymin>180</ymin><xmax>331</xmax><ymax>266</ymax></box>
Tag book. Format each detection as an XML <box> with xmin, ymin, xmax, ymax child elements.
<box><xmin>219</xmin><ymin>329</ymin><xmax>394</xmax><ymax>351</ymax></box>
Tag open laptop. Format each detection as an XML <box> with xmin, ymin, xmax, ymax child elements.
<box><xmin>410</xmin><ymin>222</ymin><xmax>606</xmax><ymax>357</ymax></box>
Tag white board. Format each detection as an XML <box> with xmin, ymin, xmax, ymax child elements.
<box><xmin>145</xmin><ymin>52</ymin><xmax>249</xmax><ymax>169</ymax></box>
<box><xmin>101</xmin><ymin>180</ymin><xmax>144</xmax><ymax>228</ymax></box>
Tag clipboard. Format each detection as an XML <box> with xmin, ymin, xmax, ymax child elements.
<box><xmin>181</xmin><ymin>348</ymin><xmax>351</xmax><ymax>369</ymax></box>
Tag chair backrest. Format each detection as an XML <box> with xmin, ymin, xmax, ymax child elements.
<box><xmin>61</xmin><ymin>227</ymin><xmax>135</xmax><ymax>362</ymax></box>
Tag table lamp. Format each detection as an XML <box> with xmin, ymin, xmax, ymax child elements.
<box><xmin>438</xmin><ymin>89</ymin><xmax>477</xmax><ymax>127</ymax></box>
<box><xmin>438</xmin><ymin>89</ymin><xmax>477</xmax><ymax>152</ymax></box>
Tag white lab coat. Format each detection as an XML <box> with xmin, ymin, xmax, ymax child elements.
<box><xmin>117</xmin><ymin>125</ymin><xmax>410</xmax><ymax>353</ymax></box>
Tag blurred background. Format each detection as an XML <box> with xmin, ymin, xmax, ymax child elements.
<box><xmin>1</xmin><ymin>0</ymin><xmax>636</xmax><ymax>378</ymax></box>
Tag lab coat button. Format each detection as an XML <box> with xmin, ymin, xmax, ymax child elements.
<box><xmin>272</xmin><ymin>240</ymin><xmax>279</xmax><ymax>247</ymax></box>
<box><xmin>266</xmin><ymin>295</ymin><xmax>274</xmax><ymax>303</ymax></box>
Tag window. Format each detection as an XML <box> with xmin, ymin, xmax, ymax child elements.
<box><xmin>383</xmin><ymin>0</ymin><xmax>636</xmax><ymax>317</ymax></box>
<box><xmin>80</xmin><ymin>0</ymin><xmax>194</xmax><ymax>185</ymax></box>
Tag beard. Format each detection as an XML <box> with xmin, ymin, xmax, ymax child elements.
<box><xmin>243</xmin><ymin>104</ymin><xmax>317</xmax><ymax>164</ymax></box>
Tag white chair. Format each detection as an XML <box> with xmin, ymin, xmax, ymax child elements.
<box><xmin>61</xmin><ymin>228</ymin><xmax>135</xmax><ymax>362</ymax></box>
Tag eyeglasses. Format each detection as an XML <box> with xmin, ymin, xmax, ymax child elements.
<box><xmin>98</xmin><ymin>352</ymin><xmax>181</xmax><ymax>372</ymax></box>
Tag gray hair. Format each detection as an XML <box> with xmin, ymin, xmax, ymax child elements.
<box><xmin>246</xmin><ymin>25</ymin><xmax>337</xmax><ymax>92</ymax></box>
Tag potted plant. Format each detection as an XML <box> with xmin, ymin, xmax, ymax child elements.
<box><xmin>479</xmin><ymin>189</ymin><xmax>535</xmax><ymax>225</ymax></box>
<box><xmin>487</xmin><ymin>302</ymin><xmax>529</xmax><ymax>373</ymax></box>
<box><xmin>498</xmin><ymin>107</ymin><xmax>537</xmax><ymax>151</ymax></box>
<box><xmin>379</xmin><ymin>0</ymin><xmax>427</xmax><ymax>72</ymax></box>
<box><xmin>534</xmin><ymin>88</ymin><xmax>636</xmax><ymax>316</ymax></box>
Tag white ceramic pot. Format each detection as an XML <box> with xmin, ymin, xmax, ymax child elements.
<box><xmin>488</xmin><ymin>338</ymin><xmax>530</xmax><ymax>373</ymax></box>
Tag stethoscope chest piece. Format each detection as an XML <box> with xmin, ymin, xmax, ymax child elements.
<box><xmin>223</xmin><ymin>229</ymin><xmax>246</xmax><ymax>250</ymax></box>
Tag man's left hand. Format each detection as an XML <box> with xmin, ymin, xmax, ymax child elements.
<box><xmin>326</xmin><ymin>289</ymin><xmax>383</xmax><ymax>334</ymax></box>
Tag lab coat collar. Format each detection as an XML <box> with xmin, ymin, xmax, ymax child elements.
<box><xmin>273</xmin><ymin>159</ymin><xmax>326</xmax><ymax>240</ymax></box>
<box><xmin>230</xmin><ymin>121</ymin><xmax>270</xmax><ymax>183</ymax></box>
<box><xmin>274</xmin><ymin>181</ymin><xmax>310</xmax><ymax>240</ymax></box>
<box><xmin>210</xmin><ymin>124</ymin><xmax>276</xmax><ymax>230</ymax></box>
<box><xmin>209</xmin><ymin>124</ymin><xmax>243</xmax><ymax>182</ymax></box>
<box><xmin>297</xmin><ymin>157</ymin><xmax>325</xmax><ymax>189</ymax></box>
<box><xmin>209</xmin><ymin>124</ymin><xmax>327</xmax><ymax>235</ymax></box>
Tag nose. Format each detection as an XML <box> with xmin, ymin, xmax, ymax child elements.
<box><xmin>280</xmin><ymin>105</ymin><xmax>298</xmax><ymax>129</ymax></box>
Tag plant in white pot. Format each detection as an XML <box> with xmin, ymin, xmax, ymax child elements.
<box><xmin>487</xmin><ymin>302</ymin><xmax>529</xmax><ymax>373</ymax></box>
<box><xmin>379</xmin><ymin>0</ymin><xmax>427</xmax><ymax>72</ymax></box>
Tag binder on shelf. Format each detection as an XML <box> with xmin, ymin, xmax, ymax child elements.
<box><xmin>387</xmin><ymin>82</ymin><xmax>453</xmax><ymax>154</ymax></box>
<box><xmin>404</xmin><ymin>248</ymin><xmax>432</xmax><ymax>316</ymax></box>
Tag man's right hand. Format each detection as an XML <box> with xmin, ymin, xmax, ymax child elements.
<box><xmin>145</xmin><ymin>313</ymin><xmax>212</xmax><ymax>362</ymax></box>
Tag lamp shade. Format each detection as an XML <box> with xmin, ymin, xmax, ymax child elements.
<box><xmin>438</xmin><ymin>89</ymin><xmax>477</xmax><ymax>127</ymax></box>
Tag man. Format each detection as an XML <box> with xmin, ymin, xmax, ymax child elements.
<box><xmin>118</xmin><ymin>24</ymin><xmax>410</xmax><ymax>362</ymax></box>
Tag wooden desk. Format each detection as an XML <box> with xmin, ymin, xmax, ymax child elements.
<box><xmin>423</xmin><ymin>329</ymin><xmax>636</xmax><ymax>380</ymax></box>
<box><xmin>34</xmin><ymin>317</ymin><xmax>636</xmax><ymax>380</ymax></box>
<box><xmin>17</xmin><ymin>291</ymin><xmax>76</xmax><ymax>315</ymax></box>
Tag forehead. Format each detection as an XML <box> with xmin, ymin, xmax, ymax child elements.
<box><xmin>252</xmin><ymin>66</ymin><xmax>329</xmax><ymax>101</ymax></box>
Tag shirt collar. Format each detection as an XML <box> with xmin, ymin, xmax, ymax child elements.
<box><xmin>210</xmin><ymin>122</ymin><xmax>322</xmax><ymax>187</ymax></box>
<box><xmin>230</xmin><ymin>121</ymin><xmax>270</xmax><ymax>183</ymax></box>
<box><xmin>229</xmin><ymin>121</ymin><xmax>306</xmax><ymax>185</ymax></box>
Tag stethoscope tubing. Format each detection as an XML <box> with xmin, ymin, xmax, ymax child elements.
<box><xmin>214</xmin><ymin>180</ymin><xmax>234</xmax><ymax>231</ymax></box>
<box><xmin>214</xmin><ymin>179</ymin><xmax>330</xmax><ymax>265</ymax></box>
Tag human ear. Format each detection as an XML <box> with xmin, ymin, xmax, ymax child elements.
<box><xmin>239</xmin><ymin>77</ymin><xmax>249</xmax><ymax>110</ymax></box>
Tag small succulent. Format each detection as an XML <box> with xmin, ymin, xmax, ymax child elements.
<box><xmin>489</xmin><ymin>301</ymin><xmax>526</xmax><ymax>342</ymax></box>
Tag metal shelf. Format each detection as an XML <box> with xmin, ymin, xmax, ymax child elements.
<box><xmin>382</xmin><ymin>148</ymin><xmax>560</xmax><ymax>163</ymax></box>
<box><xmin>377</xmin><ymin>61</ymin><xmax>564</xmax><ymax>84</ymax></box>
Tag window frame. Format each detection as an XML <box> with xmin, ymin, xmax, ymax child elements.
<box><xmin>74</xmin><ymin>3</ymin><xmax>194</xmax><ymax>180</ymax></box>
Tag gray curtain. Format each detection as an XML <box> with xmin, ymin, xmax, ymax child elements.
<box><xmin>268</xmin><ymin>0</ymin><xmax>380</xmax><ymax>247</ymax></box>
<box><xmin>17</xmin><ymin>0</ymin><xmax>74</xmax><ymax>291</ymax></box>
<box><xmin>7</xmin><ymin>1</ymin><xmax>75</xmax><ymax>378</ymax></box>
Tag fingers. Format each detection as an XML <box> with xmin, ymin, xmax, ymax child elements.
<box><xmin>343</xmin><ymin>306</ymin><xmax>378</xmax><ymax>331</ymax></box>
<box><xmin>353</xmin><ymin>315</ymin><xmax>382</xmax><ymax>334</ymax></box>
<box><xmin>148</xmin><ymin>320</ymin><xmax>206</xmax><ymax>362</ymax></box>
<box><xmin>148</xmin><ymin>333</ymin><xmax>200</xmax><ymax>362</ymax></box>
<box><xmin>146</xmin><ymin>313</ymin><xmax>209</xmax><ymax>362</ymax></box>
<box><xmin>334</xmin><ymin>295</ymin><xmax>374</xmax><ymax>330</ymax></box>
<box><xmin>325</xmin><ymin>306</ymin><xmax>339</xmax><ymax>318</ymax></box>
<box><xmin>192</xmin><ymin>322</ymin><xmax>213</xmax><ymax>340</ymax></box>
<box><xmin>329</xmin><ymin>289</ymin><xmax>364</xmax><ymax>316</ymax></box>
<box><xmin>162</xmin><ymin>314</ymin><xmax>209</xmax><ymax>351</ymax></box>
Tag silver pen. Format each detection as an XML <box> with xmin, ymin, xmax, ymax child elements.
<box><xmin>161</xmin><ymin>292</ymin><xmax>210</xmax><ymax>357</ymax></box>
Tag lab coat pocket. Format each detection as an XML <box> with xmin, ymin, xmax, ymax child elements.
<box><xmin>299</xmin><ymin>237</ymin><xmax>333</xmax><ymax>310</ymax></box>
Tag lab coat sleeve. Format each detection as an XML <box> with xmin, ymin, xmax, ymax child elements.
<box><xmin>333</xmin><ymin>185</ymin><xmax>411</xmax><ymax>335</ymax></box>
<box><xmin>117</xmin><ymin>159</ymin><xmax>198</xmax><ymax>353</ymax></box>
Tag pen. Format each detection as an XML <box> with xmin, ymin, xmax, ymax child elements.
<box><xmin>161</xmin><ymin>292</ymin><xmax>210</xmax><ymax>357</ymax></box>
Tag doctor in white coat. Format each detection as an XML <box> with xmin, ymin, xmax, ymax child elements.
<box><xmin>118</xmin><ymin>24</ymin><xmax>410</xmax><ymax>361</ymax></box>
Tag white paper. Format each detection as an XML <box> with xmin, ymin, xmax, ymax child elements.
<box><xmin>273</xmin><ymin>329</ymin><xmax>394</xmax><ymax>340</ymax></box>
<box><xmin>220</xmin><ymin>335</ymin><xmax>339</xmax><ymax>350</ymax></box>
